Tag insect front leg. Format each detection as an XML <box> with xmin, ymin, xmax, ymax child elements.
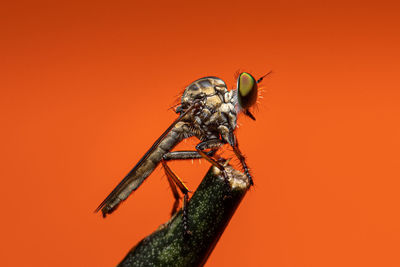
<box><xmin>229</xmin><ymin>132</ymin><xmax>254</xmax><ymax>185</ymax></box>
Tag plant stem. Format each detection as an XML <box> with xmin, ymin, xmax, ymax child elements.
<box><xmin>118</xmin><ymin>164</ymin><xmax>250</xmax><ymax>267</ymax></box>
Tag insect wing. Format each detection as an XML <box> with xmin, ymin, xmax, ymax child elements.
<box><xmin>95</xmin><ymin>108</ymin><xmax>192</xmax><ymax>216</ymax></box>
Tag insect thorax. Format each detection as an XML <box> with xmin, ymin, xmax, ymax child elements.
<box><xmin>178</xmin><ymin>76</ymin><xmax>238</xmax><ymax>144</ymax></box>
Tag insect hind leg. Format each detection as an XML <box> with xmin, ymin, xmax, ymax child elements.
<box><xmin>162</xmin><ymin>162</ymin><xmax>181</xmax><ymax>216</ymax></box>
<box><xmin>161</xmin><ymin>150</ymin><xmax>219</xmax><ymax>235</ymax></box>
<box><xmin>163</xmin><ymin>150</ymin><xmax>216</xmax><ymax>161</ymax></box>
<box><xmin>161</xmin><ymin>160</ymin><xmax>191</xmax><ymax>235</ymax></box>
<box><xmin>162</xmin><ymin>150</ymin><xmax>216</xmax><ymax>215</ymax></box>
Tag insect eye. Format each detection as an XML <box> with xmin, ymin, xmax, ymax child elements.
<box><xmin>237</xmin><ymin>72</ymin><xmax>257</xmax><ymax>109</ymax></box>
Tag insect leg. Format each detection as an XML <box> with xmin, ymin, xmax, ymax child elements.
<box><xmin>230</xmin><ymin>133</ymin><xmax>254</xmax><ymax>185</ymax></box>
<box><xmin>161</xmin><ymin>160</ymin><xmax>191</xmax><ymax>234</ymax></box>
<box><xmin>195</xmin><ymin>139</ymin><xmax>225</xmax><ymax>170</ymax></box>
<box><xmin>163</xmin><ymin>164</ymin><xmax>181</xmax><ymax>216</ymax></box>
<box><xmin>162</xmin><ymin>150</ymin><xmax>216</xmax><ymax>215</ymax></box>
<box><xmin>195</xmin><ymin>139</ymin><xmax>232</xmax><ymax>186</ymax></box>
<box><xmin>163</xmin><ymin>150</ymin><xmax>216</xmax><ymax>161</ymax></box>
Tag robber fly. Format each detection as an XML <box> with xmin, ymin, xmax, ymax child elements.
<box><xmin>95</xmin><ymin>72</ymin><xmax>270</xmax><ymax>230</ymax></box>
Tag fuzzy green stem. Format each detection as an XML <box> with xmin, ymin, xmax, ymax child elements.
<box><xmin>118</xmin><ymin>165</ymin><xmax>250</xmax><ymax>267</ymax></box>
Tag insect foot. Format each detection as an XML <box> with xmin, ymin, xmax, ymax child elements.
<box><xmin>212</xmin><ymin>158</ymin><xmax>233</xmax><ymax>191</ymax></box>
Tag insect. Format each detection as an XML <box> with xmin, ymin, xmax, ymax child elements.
<box><xmin>95</xmin><ymin>72</ymin><xmax>270</xmax><ymax>230</ymax></box>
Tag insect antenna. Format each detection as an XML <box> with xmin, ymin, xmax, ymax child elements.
<box><xmin>256</xmin><ymin>70</ymin><xmax>273</xmax><ymax>84</ymax></box>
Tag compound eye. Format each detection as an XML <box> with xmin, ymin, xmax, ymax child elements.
<box><xmin>237</xmin><ymin>72</ymin><xmax>257</xmax><ymax>109</ymax></box>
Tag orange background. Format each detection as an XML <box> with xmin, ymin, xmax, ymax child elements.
<box><xmin>1</xmin><ymin>0</ymin><xmax>400</xmax><ymax>266</ymax></box>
